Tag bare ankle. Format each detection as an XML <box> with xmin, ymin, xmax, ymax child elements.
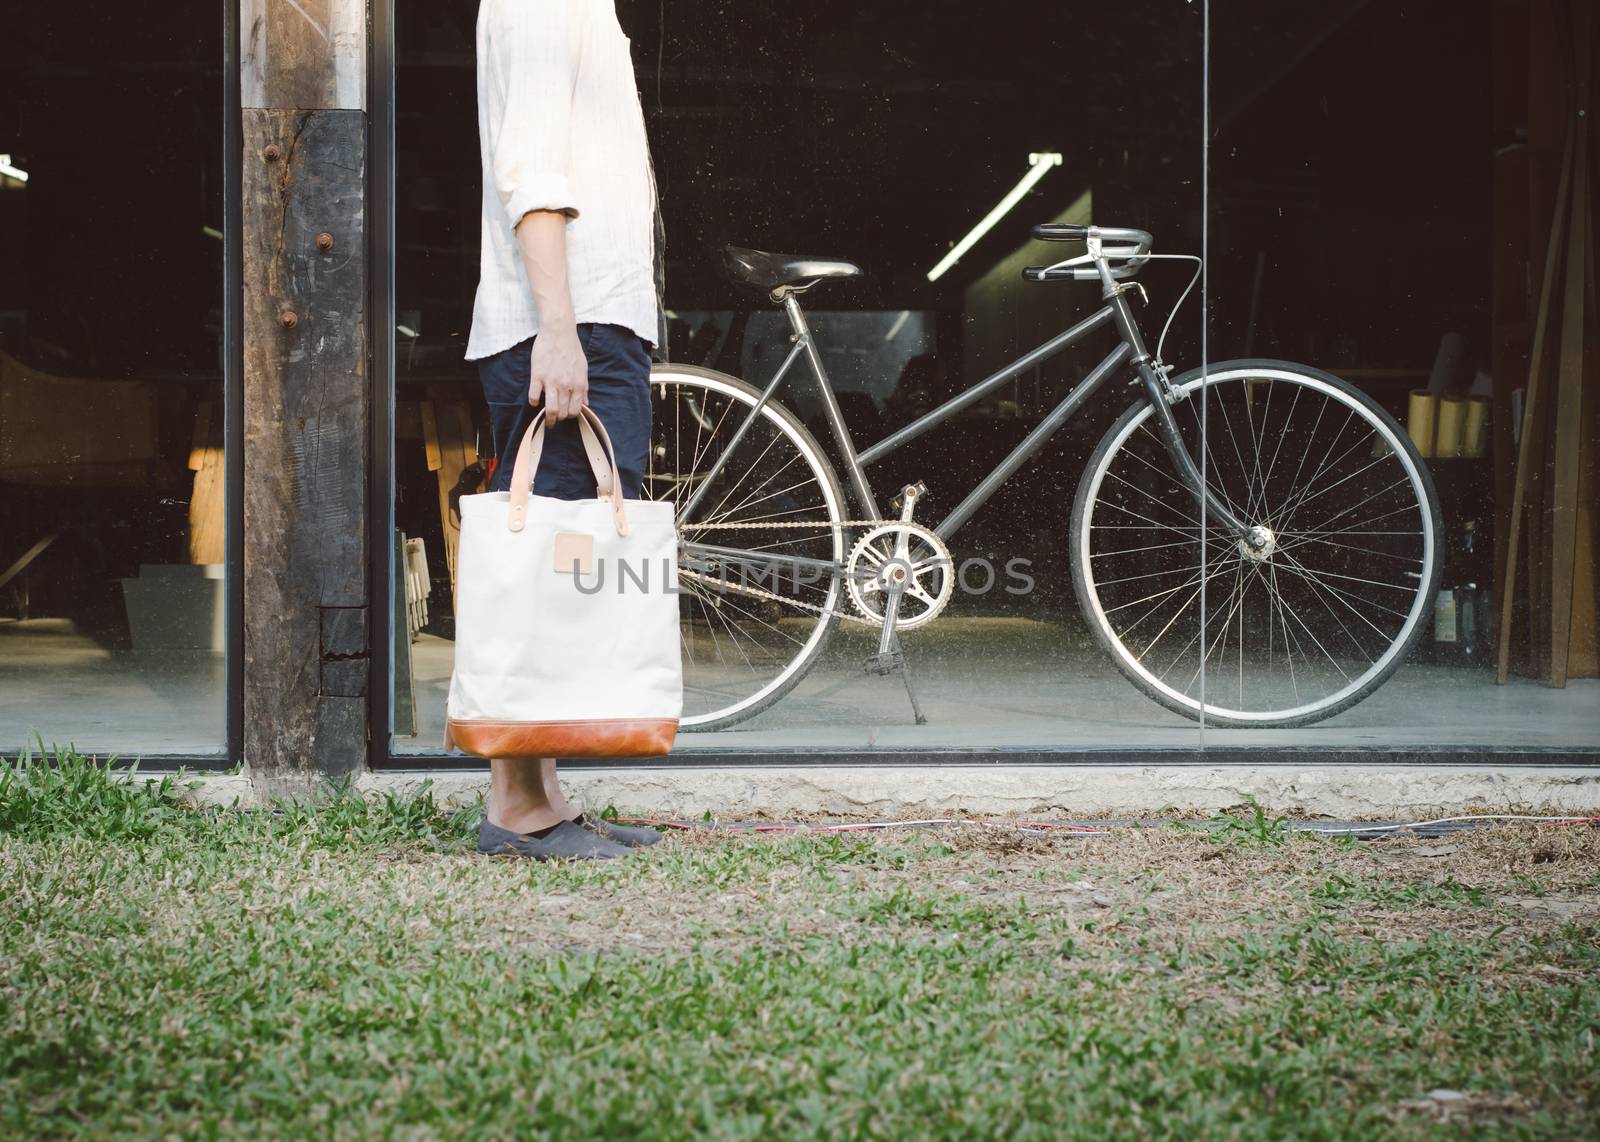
<box><xmin>487</xmin><ymin>756</ymin><xmax>569</xmax><ymax>833</ymax></box>
<box><xmin>489</xmin><ymin>801</ymin><xmax>564</xmax><ymax>834</ymax></box>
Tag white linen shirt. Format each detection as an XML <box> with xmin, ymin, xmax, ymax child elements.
<box><xmin>465</xmin><ymin>0</ymin><xmax>661</xmax><ymax>361</ymax></box>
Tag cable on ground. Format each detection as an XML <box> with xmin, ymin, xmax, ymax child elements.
<box><xmin>609</xmin><ymin>813</ymin><xmax>1598</xmax><ymax>838</ymax></box>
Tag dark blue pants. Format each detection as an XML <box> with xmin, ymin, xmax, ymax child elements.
<box><xmin>477</xmin><ymin>322</ymin><xmax>652</xmax><ymax>500</ymax></box>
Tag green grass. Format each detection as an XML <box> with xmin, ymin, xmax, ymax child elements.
<box><xmin>2</xmin><ymin>748</ymin><xmax>1598</xmax><ymax>1137</ymax></box>
<box><xmin>1312</xmin><ymin>872</ymin><xmax>1495</xmax><ymax>911</ymax></box>
<box><xmin>1204</xmin><ymin>795</ymin><xmax>1293</xmax><ymax>848</ymax></box>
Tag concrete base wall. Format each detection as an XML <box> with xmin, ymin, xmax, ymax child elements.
<box><xmin>167</xmin><ymin>766</ymin><xmax>1600</xmax><ymax>820</ymax></box>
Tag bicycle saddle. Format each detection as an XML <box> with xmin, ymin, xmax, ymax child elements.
<box><xmin>722</xmin><ymin>245</ymin><xmax>863</xmax><ymax>293</ymax></box>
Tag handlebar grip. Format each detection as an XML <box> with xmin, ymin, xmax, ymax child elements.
<box><xmin>1033</xmin><ymin>223</ymin><xmax>1089</xmax><ymax>242</ymax></box>
<box><xmin>1022</xmin><ymin>266</ymin><xmax>1073</xmax><ymax>282</ymax></box>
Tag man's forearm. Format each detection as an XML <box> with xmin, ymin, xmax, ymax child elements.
<box><xmin>515</xmin><ymin>208</ymin><xmax>587</xmax><ymax>420</ymax></box>
<box><xmin>514</xmin><ymin>209</ymin><xmax>576</xmax><ymax>325</ymax></box>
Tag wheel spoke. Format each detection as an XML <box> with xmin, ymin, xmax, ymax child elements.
<box><xmin>1271</xmin><ymin>551</ymin><xmax>1415</xmax><ymax>624</ymax></box>
<box><xmin>655</xmin><ymin>373</ymin><xmax>844</xmax><ymax>729</ymax></box>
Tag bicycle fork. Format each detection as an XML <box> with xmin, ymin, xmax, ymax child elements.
<box><xmin>1138</xmin><ymin>361</ymin><xmax>1267</xmax><ymax>552</ymax></box>
<box><xmin>1107</xmin><ymin>283</ymin><xmax>1259</xmax><ymax>552</ymax></box>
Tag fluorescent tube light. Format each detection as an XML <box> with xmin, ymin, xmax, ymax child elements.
<box><xmin>926</xmin><ymin>152</ymin><xmax>1061</xmax><ymax>283</ymax></box>
<box><xmin>0</xmin><ymin>154</ymin><xmax>29</xmax><ymax>184</ymax></box>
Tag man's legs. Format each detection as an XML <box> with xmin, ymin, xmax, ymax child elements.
<box><xmin>475</xmin><ymin>323</ymin><xmax>654</xmax><ymax>837</ymax></box>
<box><xmin>487</xmin><ymin>758</ymin><xmax>573</xmax><ymax>832</ymax></box>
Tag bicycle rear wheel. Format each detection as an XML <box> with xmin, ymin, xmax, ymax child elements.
<box><xmin>1071</xmin><ymin>360</ymin><xmax>1442</xmax><ymax>728</ymax></box>
<box><xmin>647</xmin><ymin>364</ymin><xmax>847</xmax><ymax>731</ymax></box>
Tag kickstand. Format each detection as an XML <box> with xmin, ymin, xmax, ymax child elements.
<box><xmin>862</xmin><ymin>585</ymin><xmax>928</xmax><ymax>724</ymax></box>
<box><xmin>889</xmin><ymin>632</ymin><xmax>928</xmax><ymax>725</ymax></box>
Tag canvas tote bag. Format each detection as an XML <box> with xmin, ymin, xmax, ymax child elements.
<box><xmin>443</xmin><ymin>406</ymin><xmax>681</xmax><ymax>758</ymax></box>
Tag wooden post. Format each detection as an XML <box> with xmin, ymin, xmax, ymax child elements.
<box><xmin>240</xmin><ymin>0</ymin><xmax>370</xmax><ymax>796</ymax></box>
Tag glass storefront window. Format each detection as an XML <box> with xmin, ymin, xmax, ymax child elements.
<box><xmin>1204</xmin><ymin>0</ymin><xmax>1600</xmax><ymax>749</ymax></box>
<box><xmin>386</xmin><ymin>0</ymin><xmax>1597</xmax><ymax>759</ymax></box>
<box><xmin>389</xmin><ymin>1</ymin><xmax>1206</xmax><ymax>755</ymax></box>
<box><xmin>0</xmin><ymin>5</ymin><xmax>231</xmax><ymax>758</ymax></box>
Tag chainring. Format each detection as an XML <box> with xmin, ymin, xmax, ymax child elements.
<box><xmin>845</xmin><ymin>523</ymin><xmax>955</xmax><ymax>629</ymax></box>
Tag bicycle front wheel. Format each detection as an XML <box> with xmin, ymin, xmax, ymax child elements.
<box><xmin>648</xmin><ymin>364</ymin><xmax>847</xmax><ymax>731</ymax></box>
<box><xmin>1071</xmin><ymin>360</ymin><xmax>1442</xmax><ymax>728</ymax></box>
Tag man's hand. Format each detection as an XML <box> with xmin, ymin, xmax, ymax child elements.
<box><xmin>529</xmin><ymin>319</ymin><xmax>588</xmax><ymax>423</ymax></box>
<box><xmin>513</xmin><ymin>208</ymin><xmax>586</xmax><ymax>423</ymax></box>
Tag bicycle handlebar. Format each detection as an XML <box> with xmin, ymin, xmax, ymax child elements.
<box><xmin>1023</xmin><ymin>225</ymin><xmax>1153</xmax><ymax>283</ymax></box>
<box><xmin>1033</xmin><ymin>223</ymin><xmax>1090</xmax><ymax>242</ymax></box>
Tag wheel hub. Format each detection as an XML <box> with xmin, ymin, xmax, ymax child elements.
<box><xmin>1238</xmin><ymin>524</ymin><xmax>1277</xmax><ymax>562</ymax></box>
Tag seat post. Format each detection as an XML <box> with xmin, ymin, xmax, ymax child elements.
<box><xmin>779</xmin><ymin>293</ymin><xmax>810</xmax><ymax>336</ymax></box>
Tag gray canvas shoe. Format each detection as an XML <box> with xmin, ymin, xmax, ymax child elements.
<box><xmin>574</xmin><ymin>812</ymin><xmax>663</xmax><ymax>848</ymax></box>
<box><xmin>477</xmin><ymin>817</ymin><xmax>631</xmax><ymax>861</ymax></box>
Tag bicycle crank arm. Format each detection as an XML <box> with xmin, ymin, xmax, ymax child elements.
<box><xmin>876</xmin><ymin>580</ymin><xmax>908</xmax><ymax>656</ymax></box>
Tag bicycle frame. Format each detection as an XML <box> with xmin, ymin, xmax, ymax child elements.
<box><xmin>677</xmin><ymin>274</ymin><xmax>1251</xmax><ymax>564</ymax></box>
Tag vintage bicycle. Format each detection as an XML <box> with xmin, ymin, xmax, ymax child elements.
<box><xmin>645</xmin><ymin>224</ymin><xmax>1443</xmax><ymax>731</ymax></box>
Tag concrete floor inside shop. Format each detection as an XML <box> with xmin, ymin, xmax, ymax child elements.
<box><xmin>0</xmin><ymin>618</ymin><xmax>227</xmax><ymax>758</ymax></box>
<box><xmin>394</xmin><ymin>616</ymin><xmax>1600</xmax><ymax>757</ymax></box>
<box><xmin>4</xmin><ymin>614</ymin><xmax>1597</xmax><ymax>761</ymax></box>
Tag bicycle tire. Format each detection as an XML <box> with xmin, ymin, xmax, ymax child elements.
<box><xmin>1071</xmin><ymin>358</ymin><xmax>1443</xmax><ymax>728</ymax></box>
<box><xmin>649</xmin><ymin>363</ymin><xmax>848</xmax><ymax>732</ymax></box>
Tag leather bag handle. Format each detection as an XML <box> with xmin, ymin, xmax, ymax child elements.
<box><xmin>516</xmin><ymin>409</ymin><xmax>614</xmax><ymax>498</ymax></box>
<box><xmin>506</xmin><ymin>406</ymin><xmax>629</xmax><ymax>536</ymax></box>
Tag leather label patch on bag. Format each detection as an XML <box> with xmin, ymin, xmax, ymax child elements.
<box><xmin>553</xmin><ymin>531</ymin><xmax>594</xmax><ymax>575</ymax></box>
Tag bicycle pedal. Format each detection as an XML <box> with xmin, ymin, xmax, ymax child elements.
<box><xmin>863</xmin><ymin>651</ymin><xmax>905</xmax><ymax>676</ymax></box>
<box><xmin>888</xmin><ymin>483</ymin><xmax>930</xmax><ymax>515</ymax></box>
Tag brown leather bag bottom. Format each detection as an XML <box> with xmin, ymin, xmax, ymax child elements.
<box><xmin>444</xmin><ymin>717</ymin><xmax>677</xmax><ymax>759</ymax></box>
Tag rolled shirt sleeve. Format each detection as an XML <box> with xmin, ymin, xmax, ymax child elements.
<box><xmin>487</xmin><ymin>0</ymin><xmax>584</xmax><ymax>227</ymax></box>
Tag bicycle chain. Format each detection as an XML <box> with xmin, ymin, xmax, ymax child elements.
<box><xmin>680</xmin><ymin>519</ymin><xmax>895</xmax><ymax>529</ymax></box>
<box><xmin>677</xmin><ymin>517</ymin><xmax>909</xmax><ymax>626</ymax></box>
<box><xmin>678</xmin><ymin>566</ymin><xmax>878</xmax><ymax>626</ymax></box>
